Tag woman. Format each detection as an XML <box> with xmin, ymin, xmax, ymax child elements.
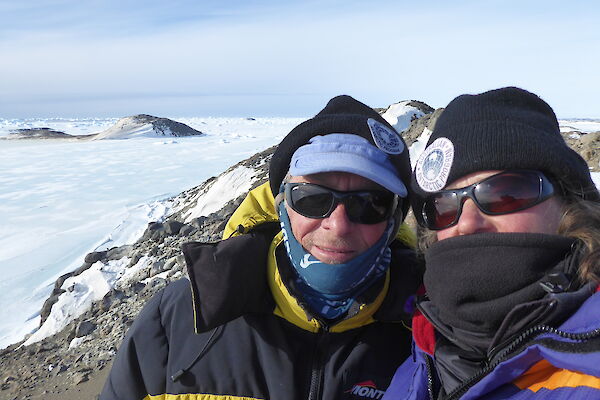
<box><xmin>383</xmin><ymin>87</ymin><xmax>600</xmax><ymax>399</ymax></box>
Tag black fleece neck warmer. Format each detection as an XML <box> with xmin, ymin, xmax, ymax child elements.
<box><xmin>424</xmin><ymin>233</ymin><xmax>576</xmax><ymax>334</ymax></box>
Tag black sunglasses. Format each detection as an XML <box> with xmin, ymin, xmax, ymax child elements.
<box><xmin>284</xmin><ymin>182</ymin><xmax>398</xmax><ymax>225</ymax></box>
<box><xmin>420</xmin><ymin>170</ymin><xmax>555</xmax><ymax>230</ymax></box>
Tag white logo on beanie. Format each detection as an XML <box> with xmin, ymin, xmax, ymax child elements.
<box><xmin>367</xmin><ymin>118</ymin><xmax>404</xmax><ymax>154</ymax></box>
<box><xmin>415</xmin><ymin>137</ymin><xmax>455</xmax><ymax>192</ymax></box>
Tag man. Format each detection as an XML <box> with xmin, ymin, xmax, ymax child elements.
<box><xmin>101</xmin><ymin>95</ymin><xmax>422</xmax><ymax>400</ymax></box>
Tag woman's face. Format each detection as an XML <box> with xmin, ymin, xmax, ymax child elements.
<box><xmin>436</xmin><ymin>170</ymin><xmax>564</xmax><ymax>241</ymax></box>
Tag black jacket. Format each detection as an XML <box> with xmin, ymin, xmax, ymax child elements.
<box><xmin>101</xmin><ymin>183</ymin><xmax>421</xmax><ymax>400</ymax></box>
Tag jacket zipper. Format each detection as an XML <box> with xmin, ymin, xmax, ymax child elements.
<box><xmin>308</xmin><ymin>326</ymin><xmax>329</xmax><ymax>400</ymax></box>
<box><xmin>443</xmin><ymin>325</ymin><xmax>600</xmax><ymax>400</ymax></box>
<box><xmin>424</xmin><ymin>353</ymin><xmax>436</xmax><ymax>400</ymax></box>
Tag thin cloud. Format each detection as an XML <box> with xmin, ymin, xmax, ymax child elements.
<box><xmin>0</xmin><ymin>0</ymin><xmax>599</xmax><ymax>118</ymax></box>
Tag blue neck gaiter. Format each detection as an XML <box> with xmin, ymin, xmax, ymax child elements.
<box><xmin>278</xmin><ymin>202</ymin><xmax>393</xmax><ymax>320</ymax></box>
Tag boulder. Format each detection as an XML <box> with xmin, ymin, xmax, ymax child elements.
<box><xmin>84</xmin><ymin>251</ymin><xmax>107</xmax><ymax>264</ymax></box>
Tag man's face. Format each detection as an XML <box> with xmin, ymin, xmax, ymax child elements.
<box><xmin>285</xmin><ymin>172</ymin><xmax>389</xmax><ymax>264</ymax></box>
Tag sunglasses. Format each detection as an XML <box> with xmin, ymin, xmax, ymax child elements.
<box><xmin>420</xmin><ymin>170</ymin><xmax>555</xmax><ymax>230</ymax></box>
<box><xmin>284</xmin><ymin>182</ymin><xmax>398</xmax><ymax>224</ymax></box>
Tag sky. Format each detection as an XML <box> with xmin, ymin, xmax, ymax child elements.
<box><xmin>1</xmin><ymin>0</ymin><xmax>599</xmax><ymax>119</ymax></box>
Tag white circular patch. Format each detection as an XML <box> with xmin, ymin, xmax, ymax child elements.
<box><xmin>415</xmin><ymin>137</ymin><xmax>455</xmax><ymax>192</ymax></box>
<box><xmin>367</xmin><ymin>118</ymin><xmax>404</xmax><ymax>154</ymax></box>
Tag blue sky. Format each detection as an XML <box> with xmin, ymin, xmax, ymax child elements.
<box><xmin>1</xmin><ymin>0</ymin><xmax>599</xmax><ymax>118</ymax></box>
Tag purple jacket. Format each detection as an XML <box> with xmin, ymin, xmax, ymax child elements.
<box><xmin>383</xmin><ymin>290</ymin><xmax>600</xmax><ymax>399</ymax></box>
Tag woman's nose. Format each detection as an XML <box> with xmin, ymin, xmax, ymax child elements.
<box><xmin>455</xmin><ymin>199</ymin><xmax>490</xmax><ymax>236</ymax></box>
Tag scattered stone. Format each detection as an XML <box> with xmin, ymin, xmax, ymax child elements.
<box><xmin>52</xmin><ymin>364</ymin><xmax>69</xmax><ymax>376</ymax></box>
<box><xmin>179</xmin><ymin>224</ymin><xmax>196</xmax><ymax>236</ymax></box>
<box><xmin>75</xmin><ymin>321</ymin><xmax>96</xmax><ymax>337</ymax></box>
<box><xmin>164</xmin><ymin>220</ymin><xmax>184</xmax><ymax>235</ymax></box>
<box><xmin>101</xmin><ymin>289</ymin><xmax>126</xmax><ymax>312</ymax></box>
<box><xmin>164</xmin><ymin>256</ymin><xmax>179</xmax><ymax>271</ymax></box>
<box><xmin>190</xmin><ymin>216</ymin><xmax>207</xmax><ymax>229</ymax></box>
<box><xmin>150</xmin><ymin>260</ymin><xmax>166</xmax><ymax>277</ymax></box>
<box><xmin>72</xmin><ymin>371</ymin><xmax>90</xmax><ymax>385</ymax></box>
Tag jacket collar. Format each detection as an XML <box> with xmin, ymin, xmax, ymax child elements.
<box><xmin>185</xmin><ymin>181</ymin><xmax>420</xmax><ymax>333</ymax></box>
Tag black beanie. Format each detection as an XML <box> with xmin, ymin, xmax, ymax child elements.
<box><xmin>411</xmin><ymin>86</ymin><xmax>599</xmax><ymax>212</ymax></box>
<box><xmin>269</xmin><ymin>95</ymin><xmax>412</xmax><ymax>218</ymax></box>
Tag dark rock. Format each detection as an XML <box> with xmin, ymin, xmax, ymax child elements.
<box><xmin>84</xmin><ymin>251</ymin><xmax>107</xmax><ymax>264</ymax></box>
<box><xmin>7</xmin><ymin>128</ymin><xmax>73</xmax><ymax>140</ymax></box>
<box><xmin>405</xmin><ymin>100</ymin><xmax>435</xmax><ymax>114</ymax></box>
<box><xmin>179</xmin><ymin>224</ymin><xmax>196</xmax><ymax>236</ymax></box>
<box><xmin>72</xmin><ymin>371</ymin><xmax>90</xmax><ymax>385</ymax></box>
<box><xmin>54</xmin><ymin>272</ymin><xmax>74</xmax><ymax>290</ymax></box>
<box><xmin>129</xmin><ymin>282</ymin><xmax>146</xmax><ymax>294</ymax></box>
<box><xmin>190</xmin><ymin>217</ymin><xmax>207</xmax><ymax>230</ymax></box>
<box><xmin>52</xmin><ymin>364</ymin><xmax>69</xmax><ymax>376</ymax></box>
<box><xmin>164</xmin><ymin>221</ymin><xmax>184</xmax><ymax>235</ymax></box>
<box><xmin>130</xmin><ymin>114</ymin><xmax>204</xmax><ymax>137</ymax></box>
<box><xmin>75</xmin><ymin>321</ymin><xmax>96</xmax><ymax>337</ymax></box>
<box><xmin>142</xmin><ymin>222</ymin><xmax>167</xmax><ymax>241</ymax></box>
<box><xmin>72</xmin><ymin>262</ymin><xmax>93</xmax><ymax>276</ymax></box>
<box><xmin>128</xmin><ymin>252</ymin><xmax>143</xmax><ymax>267</ymax></box>
<box><xmin>101</xmin><ymin>289</ymin><xmax>126</xmax><ymax>312</ymax></box>
<box><xmin>164</xmin><ymin>256</ymin><xmax>179</xmax><ymax>271</ymax></box>
<box><xmin>149</xmin><ymin>260</ymin><xmax>166</xmax><ymax>277</ymax></box>
<box><xmin>40</xmin><ymin>292</ymin><xmax>64</xmax><ymax>326</ymax></box>
<box><xmin>401</xmin><ymin>107</ymin><xmax>444</xmax><ymax>145</ymax></box>
<box><xmin>143</xmin><ymin>277</ymin><xmax>167</xmax><ymax>294</ymax></box>
<box><xmin>106</xmin><ymin>245</ymin><xmax>133</xmax><ymax>260</ymax></box>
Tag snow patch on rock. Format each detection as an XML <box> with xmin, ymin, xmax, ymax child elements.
<box><xmin>184</xmin><ymin>166</ymin><xmax>258</xmax><ymax>222</ymax></box>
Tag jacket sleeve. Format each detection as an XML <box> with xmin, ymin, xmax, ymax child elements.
<box><xmin>100</xmin><ymin>288</ymin><xmax>169</xmax><ymax>400</ymax></box>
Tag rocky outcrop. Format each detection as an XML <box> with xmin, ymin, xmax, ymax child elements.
<box><xmin>562</xmin><ymin>130</ymin><xmax>599</xmax><ymax>172</ymax></box>
<box><xmin>5</xmin><ymin>128</ymin><xmax>79</xmax><ymax>140</ymax></box>
<box><xmin>401</xmin><ymin>108</ymin><xmax>444</xmax><ymax>146</ymax></box>
<box><xmin>2</xmin><ymin>115</ymin><xmax>203</xmax><ymax>141</ymax></box>
<box><xmin>91</xmin><ymin>114</ymin><xmax>204</xmax><ymax>140</ymax></box>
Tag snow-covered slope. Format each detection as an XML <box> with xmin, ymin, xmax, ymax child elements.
<box><xmin>381</xmin><ymin>100</ymin><xmax>433</xmax><ymax>132</ymax></box>
<box><xmin>91</xmin><ymin>114</ymin><xmax>204</xmax><ymax>140</ymax></box>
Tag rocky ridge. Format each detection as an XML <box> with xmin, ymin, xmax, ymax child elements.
<box><xmin>1</xmin><ymin>104</ymin><xmax>598</xmax><ymax>399</ymax></box>
<box><xmin>2</xmin><ymin>114</ymin><xmax>204</xmax><ymax>141</ymax></box>
<box><xmin>5</xmin><ymin>128</ymin><xmax>77</xmax><ymax>140</ymax></box>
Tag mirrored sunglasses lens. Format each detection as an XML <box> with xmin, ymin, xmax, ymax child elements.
<box><xmin>423</xmin><ymin>192</ymin><xmax>459</xmax><ymax>229</ymax></box>
<box><xmin>290</xmin><ymin>186</ymin><xmax>334</xmax><ymax>217</ymax></box>
<box><xmin>345</xmin><ymin>192</ymin><xmax>393</xmax><ymax>224</ymax></box>
<box><xmin>475</xmin><ymin>172</ymin><xmax>541</xmax><ymax>213</ymax></box>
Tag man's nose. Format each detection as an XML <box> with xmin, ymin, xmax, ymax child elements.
<box><xmin>321</xmin><ymin>203</ymin><xmax>353</xmax><ymax>234</ymax></box>
<box><xmin>456</xmin><ymin>199</ymin><xmax>490</xmax><ymax>235</ymax></box>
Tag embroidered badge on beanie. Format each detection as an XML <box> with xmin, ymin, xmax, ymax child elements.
<box><xmin>367</xmin><ymin>118</ymin><xmax>404</xmax><ymax>154</ymax></box>
<box><xmin>415</xmin><ymin>137</ymin><xmax>455</xmax><ymax>192</ymax></box>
